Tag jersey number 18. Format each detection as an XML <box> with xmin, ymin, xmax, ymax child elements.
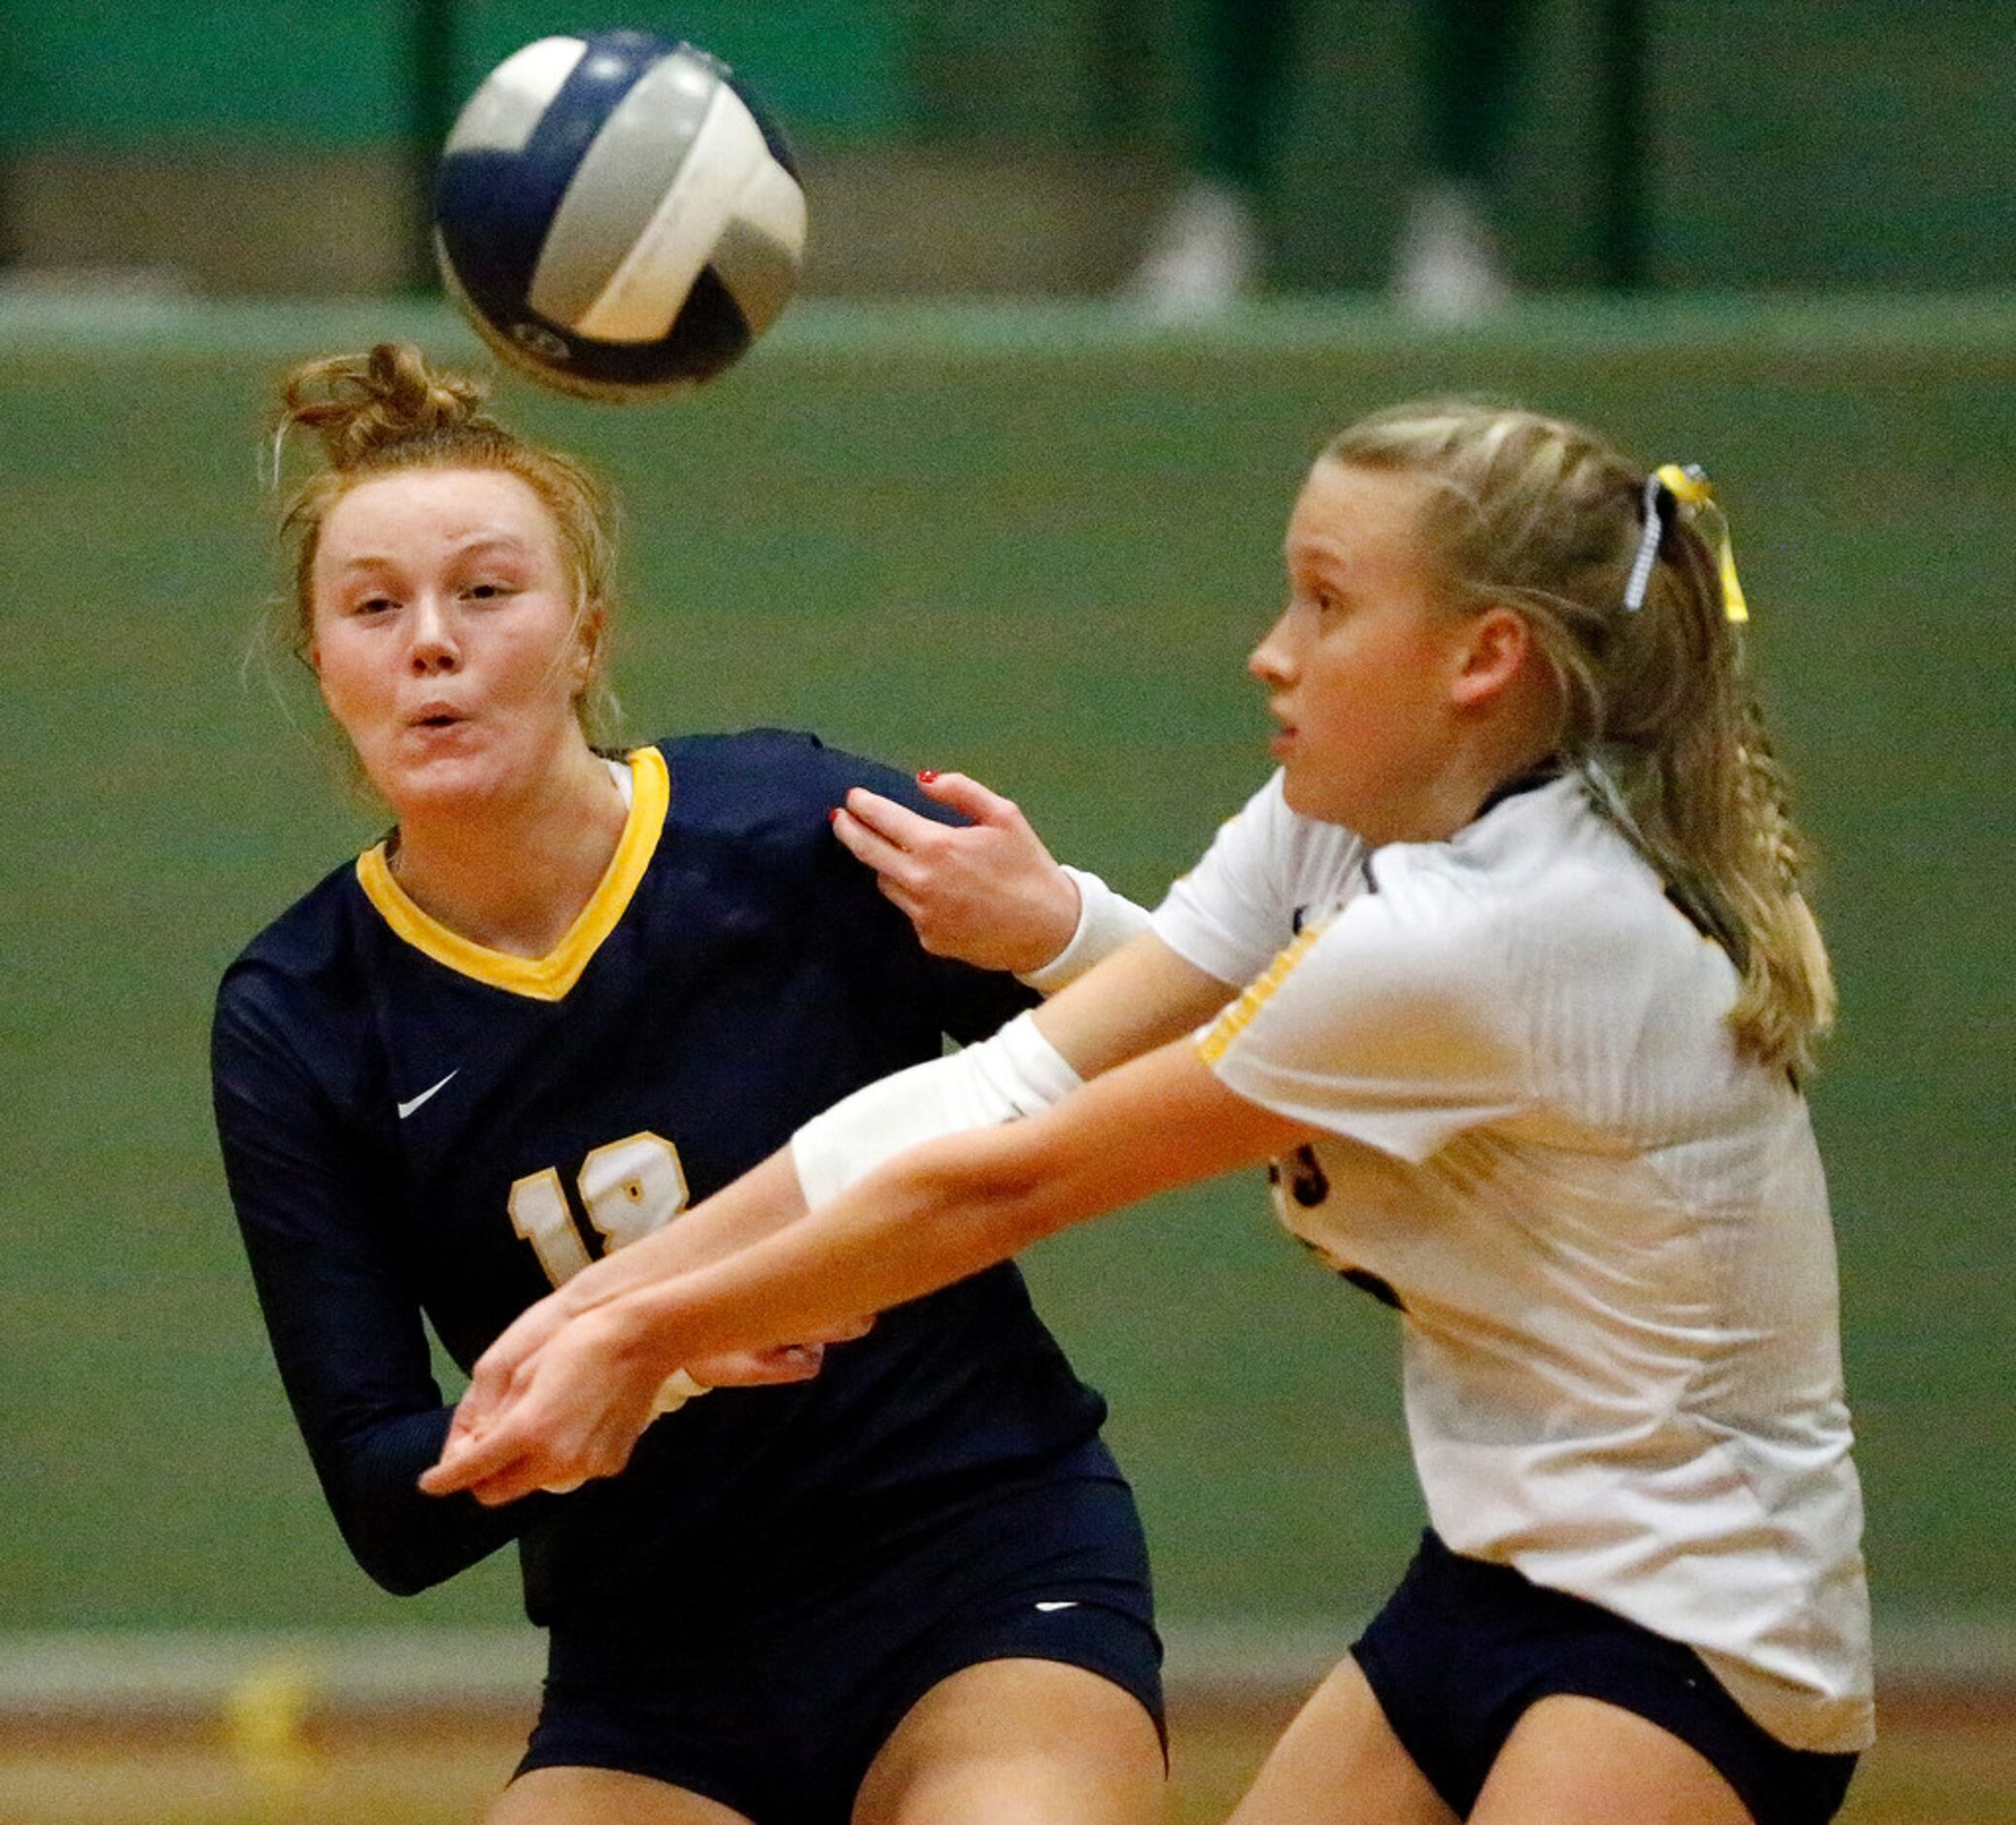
<box><xmin>506</xmin><ymin>1131</ymin><xmax>689</xmax><ymax>1287</ymax></box>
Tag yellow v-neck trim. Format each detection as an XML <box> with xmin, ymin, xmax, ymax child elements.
<box><xmin>355</xmin><ymin>746</ymin><xmax>668</xmax><ymax>1002</ymax></box>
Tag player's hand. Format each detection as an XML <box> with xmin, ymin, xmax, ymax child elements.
<box><xmin>425</xmin><ymin>1311</ymin><xmax>878</xmax><ymax>1505</ymax></box>
<box><xmin>835</xmin><ymin>771</ymin><xmax>1079</xmax><ymax>976</ymax></box>
<box><xmin>440</xmin><ymin>1285</ymin><xmax>575</xmax><ymax>1464</ymax></box>
<box><xmin>423</xmin><ymin>1304</ymin><xmax>675</xmax><ymax>1505</ymax></box>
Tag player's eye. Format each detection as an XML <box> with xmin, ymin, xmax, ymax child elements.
<box><xmin>355</xmin><ymin>593</ymin><xmax>397</xmax><ymax>615</ymax></box>
<box><xmin>464</xmin><ymin>580</ymin><xmax>516</xmax><ymax>602</ymax></box>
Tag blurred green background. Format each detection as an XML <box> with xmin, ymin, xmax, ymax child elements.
<box><xmin>3</xmin><ymin>295</ymin><xmax>2011</xmax><ymax>1652</ymax></box>
<box><xmin>3</xmin><ymin>2</ymin><xmax>2013</xmax><ymax>293</ymax></box>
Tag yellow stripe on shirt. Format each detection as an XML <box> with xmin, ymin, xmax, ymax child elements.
<box><xmin>1198</xmin><ymin>921</ymin><xmax>1325</xmax><ymax>1065</ymax></box>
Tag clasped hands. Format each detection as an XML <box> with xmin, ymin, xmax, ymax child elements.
<box><xmin>420</xmin><ymin>1284</ymin><xmax>871</xmax><ymax>1507</ymax></box>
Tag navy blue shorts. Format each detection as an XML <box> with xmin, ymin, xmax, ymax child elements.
<box><xmin>1351</xmin><ymin>1532</ymin><xmax>1858</xmax><ymax>1824</ymax></box>
<box><xmin>517</xmin><ymin>1443</ymin><xmax>1163</xmax><ymax>1824</ymax></box>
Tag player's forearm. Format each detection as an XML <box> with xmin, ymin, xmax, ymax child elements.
<box><xmin>791</xmin><ymin>936</ymin><xmax>1236</xmax><ymax>1214</ymax></box>
<box><xmin>323</xmin><ymin>1405</ymin><xmax>539</xmax><ymax>1594</ymax></box>
<box><xmin>603</xmin><ymin>1038</ymin><xmax>1298</xmax><ymax>1374</ymax></box>
<box><xmin>554</xmin><ymin>1148</ymin><xmax>807</xmax><ymax>1316</ymax></box>
<box><xmin>1032</xmin><ymin>929</ymin><xmax>1238</xmax><ymax>1078</ymax></box>
<box><xmin>606</xmin><ymin>1129</ymin><xmax>1071</xmax><ymax>1375</ymax></box>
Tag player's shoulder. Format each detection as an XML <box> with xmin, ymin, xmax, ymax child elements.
<box><xmin>214</xmin><ymin>856</ymin><xmax>383</xmax><ymax>1085</ymax></box>
<box><xmin>1252</xmin><ymin>782</ymin><xmax>1611</xmax><ymax>1062</ymax></box>
<box><xmin>221</xmin><ymin>856</ymin><xmax>371</xmax><ymax>999</ymax></box>
<box><xmin>1363</xmin><ymin>773</ymin><xmax>1720</xmax><ymax>1026</ymax></box>
<box><xmin>1309</xmin><ymin>780</ymin><xmax>1591</xmax><ymax>977</ymax></box>
<box><xmin>648</xmin><ymin>728</ymin><xmax>907</xmax><ymax>834</ymax></box>
<box><xmin>1379</xmin><ymin>775</ymin><xmax>1650</xmax><ymax>923</ymax></box>
<box><xmin>1193</xmin><ymin>769</ymin><xmax>1366</xmax><ymax>907</ymax></box>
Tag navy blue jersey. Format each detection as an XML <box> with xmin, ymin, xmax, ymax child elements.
<box><xmin>213</xmin><ymin>731</ymin><xmax>1108</xmax><ymax>1635</ymax></box>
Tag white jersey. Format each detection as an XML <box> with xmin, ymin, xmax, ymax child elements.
<box><xmin>1155</xmin><ymin>772</ymin><xmax>1369</xmax><ymax>984</ymax></box>
<box><xmin>1154</xmin><ymin>772</ymin><xmax>1873</xmax><ymax>1753</ymax></box>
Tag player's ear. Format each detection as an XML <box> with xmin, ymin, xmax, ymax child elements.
<box><xmin>569</xmin><ymin>599</ymin><xmax>607</xmax><ymax>691</ymax></box>
<box><xmin>1451</xmin><ymin>604</ymin><xmax>1532</xmax><ymax>709</ymax></box>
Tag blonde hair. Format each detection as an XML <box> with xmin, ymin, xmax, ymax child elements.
<box><xmin>273</xmin><ymin>342</ymin><xmax>620</xmax><ymax>742</ymax></box>
<box><xmin>1326</xmin><ymin>399</ymin><xmax>1835</xmax><ymax>1078</ymax></box>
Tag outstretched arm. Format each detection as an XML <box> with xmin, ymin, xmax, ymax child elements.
<box><xmin>424</xmin><ymin>1035</ymin><xmax>1316</xmax><ymax>1505</ymax></box>
<box><xmin>440</xmin><ymin>928</ymin><xmax>1234</xmax><ymax>1455</ymax></box>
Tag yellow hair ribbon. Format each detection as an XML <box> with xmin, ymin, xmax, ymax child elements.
<box><xmin>1654</xmin><ymin>463</ymin><xmax>1749</xmax><ymax>623</ymax></box>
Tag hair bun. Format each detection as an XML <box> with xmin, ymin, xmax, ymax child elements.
<box><xmin>279</xmin><ymin>342</ymin><xmax>499</xmax><ymax>469</ymax></box>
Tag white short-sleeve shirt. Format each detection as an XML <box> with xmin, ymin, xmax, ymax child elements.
<box><xmin>1154</xmin><ymin>772</ymin><xmax>1369</xmax><ymax>983</ymax></box>
<box><xmin>1162</xmin><ymin>772</ymin><xmax>1872</xmax><ymax>1753</ymax></box>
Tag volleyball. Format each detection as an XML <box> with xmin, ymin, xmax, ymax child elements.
<box><xmin>434</xmin><ymin>30</ymin><xmax>806</xmax><ymax>400</ymax></box>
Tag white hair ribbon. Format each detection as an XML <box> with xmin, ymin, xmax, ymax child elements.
<box><xmin>1624</xmin><ymin>463</ymin><xmax>1750</xmax><ymax>622</ymax></box>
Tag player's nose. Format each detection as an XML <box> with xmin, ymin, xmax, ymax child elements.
<box><xmin>406</xmin><ymin>595</ymin><xmax>461</xmax><ymax>672</ymax></box>
<box><xmin>1248</xmin><ymin>610</ymin><xmax>1297</xmax><ymax>685</ymax></box>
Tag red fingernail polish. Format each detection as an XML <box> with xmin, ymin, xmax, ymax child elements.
<box><xmin>828</xmin><ymin>807</ymin><xmax>840</xmax><ymax>823</ymax></box>
<box><xmin>918</xmin><ymin>769</ymin><xmax>939</xmax><ymax>784</ymax></box>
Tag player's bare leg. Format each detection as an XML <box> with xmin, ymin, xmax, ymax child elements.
<box><xmin>852</xmin><ymin>1658</ymin><xmax>1164</xmax><ymax>1825</ymax></box>
<box><xmin>486</xmin><ymin>1766</ymin><xmax>756</xmax><ymax>1824</ymax></box>
<box><xmin>1469</xmin><ymin>1694</ymin><xmax>1751</xmax><ymax>1824</ymax></box>
<box><xmin>1227</xmin><ymin>1656</ymin><xmax>1455</xmax><ymax>1825</ymax></box>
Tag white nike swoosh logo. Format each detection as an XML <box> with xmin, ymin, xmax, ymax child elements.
<box><xmin>1034</xmin><ymin>1601</ymin><xmax>1079</xmax><ymax>1613</ymax></box>
<box><xmin>397</xmin><ymin>1071</ymin><xmax>459</xmax><ymax>1119</ymax></box>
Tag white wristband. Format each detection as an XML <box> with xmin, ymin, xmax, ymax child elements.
<box><xmin>791</xmin><ymin>1011</ymin><xmax>1083</xmax><ymax>1210</ymax></box>
<box><xmin>1014</xmin><ymin>866</ymin><xmax>1154</xmax><ymax>995</ymax></box>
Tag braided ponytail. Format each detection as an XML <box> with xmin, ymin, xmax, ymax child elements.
<box><xmin>1327</xmin><ymin>400</ymin><xmax>1835</xmax><ymax>1078</ymax></box>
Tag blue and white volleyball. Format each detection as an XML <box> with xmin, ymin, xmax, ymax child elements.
<box><xmin>435</xmin><ymin>31</ymin><xmax>806</xmax><ymax>399</ymax></box>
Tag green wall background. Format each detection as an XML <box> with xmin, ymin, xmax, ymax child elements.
<box><xmin>1</xmin><ymin>2</ymin><xmax>2012</xmax><ymax>290</ymax></box>
<box><xmin>0</xmin><ymin>3</ymin><xmax>905</xmax><ymax>148</ymax></box>
<box><xmin>2</xmin><ymin>294</ymin><xmax>2011</xmax><ymax>1643</ymax></box>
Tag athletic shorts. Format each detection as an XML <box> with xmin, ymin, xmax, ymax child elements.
<box><xmin>517</xmin><ymin>1441</ymin><xmax>1164</xmax><ymax>1824</ymax></box>
<box><xmin>1351</xmin><ymin>1531</ymin><xmax>1859</xmax><ymax>1824</ymax></box>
